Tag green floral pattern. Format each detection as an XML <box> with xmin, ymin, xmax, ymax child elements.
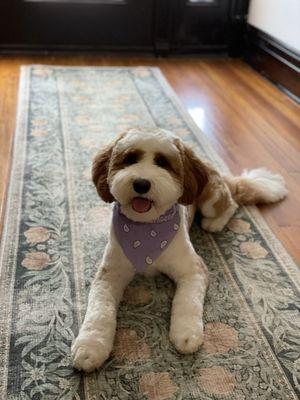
<box><xmin>0</xmin><ymin>66</ymin><xmax>299</xmax><ymax>400</ymax></box>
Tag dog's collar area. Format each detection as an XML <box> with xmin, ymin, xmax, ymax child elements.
<box><xmin>116</xmin><ymin>202</ymin><xmax>178</xmax><ymax>224</ymax></box>
<box><xmin>113</xmin><ymin>203</ymin><xmax>180</xmax><ymax>273</ymax></box>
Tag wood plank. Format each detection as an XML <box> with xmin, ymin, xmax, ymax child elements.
<box><xmin>0</xmin><ymin>56</ymin><xmax>299</xmax><ymax>264</ymax></box>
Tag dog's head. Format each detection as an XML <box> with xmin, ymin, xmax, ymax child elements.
<box><xmin>92</xmin><ymin>128</ymin><xmax>208</xmax><ymax>222</ymax></box>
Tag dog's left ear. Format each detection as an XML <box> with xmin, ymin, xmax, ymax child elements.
<box><xmin>175</xmin><ymin>139</ymin><xmax>208</xmax><ymax>205</ymax></box>
<box><xmin>92</xmin><ymin>142</ymin><xmax>115</xmax><ymax>203</ymax></box>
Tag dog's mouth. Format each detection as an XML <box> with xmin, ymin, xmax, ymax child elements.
<box><xmin>131</xmin><ymin>197</ymin><xmax>152</xmax><ymax>213</ymax></box>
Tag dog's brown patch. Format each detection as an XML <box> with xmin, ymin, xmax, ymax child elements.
<box><xmin>199</xmin><ymin>171</ymin><xmax>233</xmax><ymax>217</ymax></box>
<box><xmin>174</xmin><ymin>139</ymin><xmax>208</xmax><ymax>205</ymax></box>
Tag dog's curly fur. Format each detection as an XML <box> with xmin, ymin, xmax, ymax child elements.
<box><xmin>72</xmin><ymin>128</ymin><xmax>287</xmax><ymax>372</ymax></box>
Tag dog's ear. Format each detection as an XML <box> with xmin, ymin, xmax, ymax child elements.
<box><xmin>92</xmin><ymin>142</ymin><xmax>115</xmax><ymax>203</ymax></box>
<box><xmin>92</xmin><ymin>132</ymin><xmax>127</xmax><ymax>203</ymax></box>
<box><xmin>175</xmin><ymin>139</ymin><xmax>208</xmax><ymax>205</ymax></box>
<box><xmin>92</xmin><ymin>132</ymin><xmax>127</xmax><ymax>202</ymax></box>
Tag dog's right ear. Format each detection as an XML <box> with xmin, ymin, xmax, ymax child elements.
<box><xmin>92</xmin><ymin>132</ymin><xmax>127</xmax><ymax>202</ymax></box>
<box><xmin>92</xmin><ymin>142</ymin><xmax>115</xmax><ymax>203</ymax></box>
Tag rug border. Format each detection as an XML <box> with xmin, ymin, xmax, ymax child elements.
<box><xmin>0</xmin><ymin>66</ymin><xmax>30</xmax><ymax>396</ymax></box>
<box><xmin>207</xmin><ymin>233</ymin><xmax>298</xmax><ymax>398</ymax></box>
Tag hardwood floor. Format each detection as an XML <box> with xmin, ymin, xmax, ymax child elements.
<box><xmin>0</xmin><ymin>56</ymin><xmax>299</xmax><ymax>264</ymax></box>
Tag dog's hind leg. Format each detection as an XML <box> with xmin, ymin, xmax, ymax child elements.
<box><xmin>198</xmin><ymin>171</ymin><xmax>238</xmax><ymax>232</ymax></box>
<box><xmin>201</xmin><ymin>202</ymin><xmax>238</xmax><ymax>232</ymax></box>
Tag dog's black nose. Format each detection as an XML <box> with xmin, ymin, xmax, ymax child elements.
<box><xmin>133</xmin><ymin>178</ymin><xmax>151</xmax><ymax>194</ymax></box>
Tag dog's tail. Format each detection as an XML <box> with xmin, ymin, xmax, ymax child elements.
<box><xmin>224</xmin><ymin>168</ymin><xmax>288</xmax><ymax>205</ymax></box>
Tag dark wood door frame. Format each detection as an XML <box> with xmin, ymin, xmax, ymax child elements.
<box><xmin>0</xmin><ymin>0</ymin><xmax>249</xmax><ymax>55</ymax></box>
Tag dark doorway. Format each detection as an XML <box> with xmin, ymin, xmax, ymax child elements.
<box><xmin>0</xmin><ymin>0</ymin><xmax>249</xmax><ymax>54</ymax></box>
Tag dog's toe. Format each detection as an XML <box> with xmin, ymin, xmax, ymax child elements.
<box><xmin>72</xmin><ymin>336</ymin><xmax>109</xmax><ymax>372</ymax></box>
<box><xmin>172</xmin><ymin>332</ymin><xmax>203</xmax><ymax>354</ymax></box>
<box><xmin>170</xmin><ymin>317</ymin><xmax>204</xmax><ymax>354</ymax></box>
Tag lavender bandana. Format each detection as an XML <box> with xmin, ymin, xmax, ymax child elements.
<box><xmin>113</xmin><ymin>203</ymin><xmax>180</xmax><ymax>273</ymax></box>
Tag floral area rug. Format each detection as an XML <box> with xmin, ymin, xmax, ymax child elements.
<box><xmin>0</xmin><ymin>66</ymin><xmax>299</xmax><ymax>400</ymax></box>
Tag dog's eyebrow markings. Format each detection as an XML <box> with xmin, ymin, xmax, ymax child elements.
<box><xmin>121</xmin><ymin>149</ymin><xmax>144</xmax><ymax>165</ymax></box>
<box><xmin>127</xmin><ymin>149</ymin><xmax>144</xmax><ymax>156</ymax></box>
<box><xmin>125</xmin><ymin>149</ymin><xmax>144</xmax><ymax>158</ymax></box>
<box><xmin>154</xmin><ymin>152</ymin><xmax>174</xmax><ymax>169</ymax></box>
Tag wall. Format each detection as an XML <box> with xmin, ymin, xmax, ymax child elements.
<box><xmin>248</xmin><ymin>0</ymin><xmax>300</xmax><ymax>53</ymax></box>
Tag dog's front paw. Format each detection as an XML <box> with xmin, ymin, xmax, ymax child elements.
<box><xmin>72</xmin><ymin>335</ymin><xmax>110</xmax><ymax>372</ymax></box>
<box><xmin>170</xmin><ymin>316</ymin><xmax>204</xmax><ymax>354</ymax></box>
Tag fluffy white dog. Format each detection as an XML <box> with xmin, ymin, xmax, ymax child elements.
<box><xmin>72</xmin><ymin>127</ymin><xmax>287</xmax><ymax>372</ymax></box>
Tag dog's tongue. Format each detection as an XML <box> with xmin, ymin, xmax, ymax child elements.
<box><xmin>132</xmin><ymin>197</ymin><xmax>152</xmax><ymax>213</ymax></box>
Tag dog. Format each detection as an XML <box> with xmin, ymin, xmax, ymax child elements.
<box><xmin>72</xmin><ymin>127</ymin><xmax>287</xmax><ymax>372</ymax></box>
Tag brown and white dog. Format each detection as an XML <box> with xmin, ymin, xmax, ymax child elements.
<box><xmin>72</xmin><ymin>127</ymin><xmax>287</xmax><ymax>372</ymax></box>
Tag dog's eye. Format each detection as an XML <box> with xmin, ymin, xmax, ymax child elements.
<box><xmin>155</xmin><ymin>154</ymin><xmax>170</xmax><ymax>169</ymax></box>
<box><xmin>123</xmin><ymin>152</ymin><xmax>139</xmax><ymax>165</ymax></box>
